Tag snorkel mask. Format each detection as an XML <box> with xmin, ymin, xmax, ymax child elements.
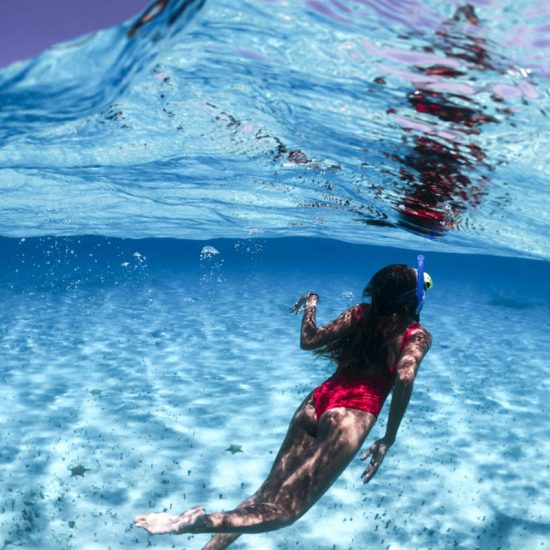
<box><xmin>415</xmin><ymin>255</ymin><xmax>433</xmax><ymax>314</ymax></box>
<box><xmin>363</xmin><ymin>260</ymin><xmax>433</xmax><ymax>315</ymax></box>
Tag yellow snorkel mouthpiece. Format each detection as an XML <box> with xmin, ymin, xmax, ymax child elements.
<box><xmin>424</xmin><ymin>271</ymin><xmax>433</xmax><ymax>290</ymax></box>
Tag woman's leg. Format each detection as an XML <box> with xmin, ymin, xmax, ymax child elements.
<box><xmin>135</xmin><ymin>404</ymin><xmax>375</xmax><ymax>538</ymax></box>
<box><xmin>273</xmin><ymin>407</ymin><xmax>376</xmax><ymax>518</ymax></box>
<box><xmin>195</xmin><ymin>407</ymin><xmax>375</xmax><ymax>535</ymax></box>
<box><xmin>135</xmin><ymin>393</ymin><xmax>316</xmax><ymax>542</ymax></box>
<box><xmin>256</xmin><ymin>392</ymin><xmax>319</xmax><ymax>494</ymax></box>
<box><xmin>202</xmin><ymin>393</ymin><xmax>318</xmax><ymax>550</ymax></box>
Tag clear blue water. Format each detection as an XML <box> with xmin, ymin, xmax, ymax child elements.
<box><xmin>0</xmin><ymin>1</ymin><xmax>549</xmax><ymax>549</ymax></box>
<box><xmin>1</xmin><ymin>0</ymin><xmax>548</xmax><ymax>257</ymax></box>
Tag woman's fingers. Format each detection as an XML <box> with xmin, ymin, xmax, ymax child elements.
<box><xmin>359</xmin><ymin>449</ymin><xmax>372</xmax><ymax>461</ymax></box>
<box><xmin>360</xmin><ymin>441</ymin><xmax>380</xmax><ymax>461</ymax></box>
<box><xmin>289</xmin><ymin>294</ymin><xmax>307</xmax><ymax>314</ymax></box>
<box><xmin>360</xmin><ymin>441</ymin><xmax>389</xmax><ymax>483</ymax></box>
<box><xmin>362</xmin><ymin>463</ymin><xmax>374</xmax><ymax>483</ymax></box>
<box><xmin>362</xmin><ymin>456</ymin><xmax>382</xmax><ymax>484</ymax></box>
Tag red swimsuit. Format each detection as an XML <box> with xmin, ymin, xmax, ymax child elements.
<box><xmin>312</xmin><ymin>323</ymin><xmax>421</xmax><ymax>418</ymax></box>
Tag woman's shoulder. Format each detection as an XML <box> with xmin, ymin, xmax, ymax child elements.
<box><xmin>334</xmin><ymin>303</ymin><xmax>369</xmax><ymax>328</ymax></box>
<box><xmin>404</xmin><ymin>323</ymin><xmax>432</xmax><ymax>350</ymax></box>
<box><xmin>408</xmin><ymin>321</ymin><xmax>428</xmax><ymax>332</ymax></box>
<box><xmin>414</xmin><ymin>323</ymin><xmax>431</xmax><ymax>338</ymax></box>
<box><xmin>351</xmin><ymin>302</ymin><xmax>370</xmax><ymax>321</ymax></box>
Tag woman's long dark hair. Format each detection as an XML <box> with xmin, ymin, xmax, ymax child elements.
<box><xmin>316</xmin><ymin>264</ymin><xmax>418</xmax><ymax>374</ymax></box>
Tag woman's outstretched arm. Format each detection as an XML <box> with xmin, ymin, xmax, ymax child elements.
<box><xmin>300</xmin><ymin>294</ymin><xmax>365</xmax><ymax>350</ymax></box>
<box><xmin>361</xmin><ymin>327</ymin><xmax>432</xmax><ymax>483</ymax></box>
<box><xmin>384</xmin><ymin>327</ymin><xmax>432</xmax><ymax>442</ymax></box>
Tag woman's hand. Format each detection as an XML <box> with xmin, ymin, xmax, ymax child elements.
<box><xmin>360</xmin><ymin>437</ymin><xmax>393</xmax><ymax>484</ymax></box>
<box><xmin>305</xmin><ymin>293</ymin><xmax>319</xmax><ymax>307</ymax></box>
<box><xmin>289</xmin><ymin>292</ymin><xmax>319</xmax><ymax>314</ymax></box>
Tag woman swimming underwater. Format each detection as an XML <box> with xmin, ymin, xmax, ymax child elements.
<box><xmin>134</xmin><ymin>259</ymin><xmax>433</xmax><ymax>549</ymax></box>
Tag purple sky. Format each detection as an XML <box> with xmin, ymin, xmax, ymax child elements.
<box><xmin>0</xmin><ymin>0</ymin><xmax>150</xmax><ymax>68</ymax></box>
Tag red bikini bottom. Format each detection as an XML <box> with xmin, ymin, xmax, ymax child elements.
<box><xmin>312</xmin><ymin>371</ymin><xmax>394</xmax><ymax>418</ymax></box>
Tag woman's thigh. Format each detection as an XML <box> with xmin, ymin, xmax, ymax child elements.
<box><xmin>255</xmin><ymin>392</ymin><xmax>318</xmax><ymax>498</ymax></box>
<box><xmin>275</xmin><ymin>407</ymin><xmax>376</xmax><ymax>516</ymax></box>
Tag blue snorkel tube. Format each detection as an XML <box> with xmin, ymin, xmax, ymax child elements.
<box><xmin>416</xmin><ymin>255</ymin><xmax>426</xmax><ymax>315</ymax></box>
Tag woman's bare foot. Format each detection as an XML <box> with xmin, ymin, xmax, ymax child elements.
<box><xmin>134</xmin><ymin>506</ymin><xmax>206</xmax><ymax>535</ymax></box>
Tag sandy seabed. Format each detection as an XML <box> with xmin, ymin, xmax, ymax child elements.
<box><xmin>1</xmin><ymin>239</ymin><xmax>548</xmax><ymax>549</ymax></box>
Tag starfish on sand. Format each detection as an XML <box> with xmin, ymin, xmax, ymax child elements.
<box><xmin>69</xmin><ymin>464</ymin><xmax>90</xmax><ymax>477</ymax></box>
